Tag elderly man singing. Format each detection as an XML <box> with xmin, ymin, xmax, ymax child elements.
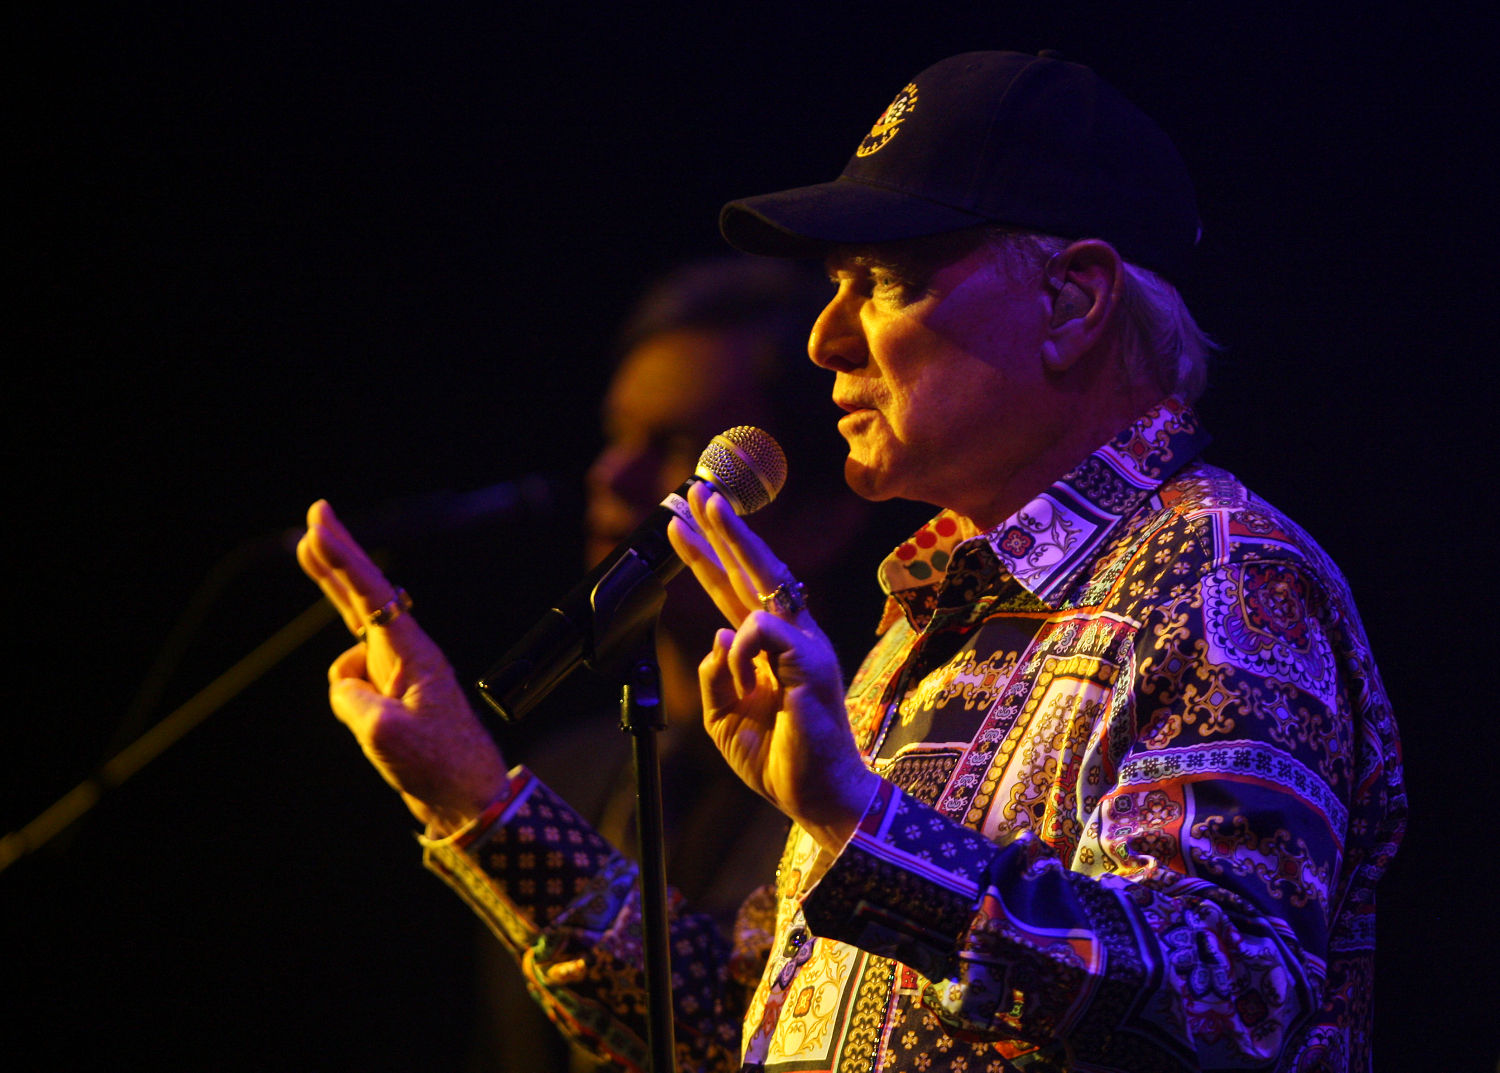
<box><xmin>299</xmin><ymin>51</ymin><xmax>1405</xmax><ymax>1073</ymax></box>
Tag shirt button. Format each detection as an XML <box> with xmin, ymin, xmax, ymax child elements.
<box><xmin>782</xmin><ymin>927</ymin><xmax>809</xmax><ymax>957</ymax></box>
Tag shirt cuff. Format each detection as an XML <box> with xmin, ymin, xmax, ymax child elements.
<box><xmin>419</xmin><ymin>766</ymin><xmax>536</xmax><ymax>850</ymax></box>
<box><xmin>800</xmin><ymin>781</ymin><xmax>996</xmax><ymax>980</ymax></box>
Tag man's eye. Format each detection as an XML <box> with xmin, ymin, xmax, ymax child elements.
<box><xmin>871</xmin><ymin>272</ymin><xmax>918</xmax><ymax>299</ymax></box>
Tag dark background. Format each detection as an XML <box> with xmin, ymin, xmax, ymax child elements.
<box><xmin>9</xmin><ymin>4</ymin><xmax>1496</xmax><ymax>1070</ymax></box>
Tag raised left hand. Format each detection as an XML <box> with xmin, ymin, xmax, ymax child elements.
<box><xmin>667</xmin><ymin>482</ymin><xmax>880</xmax><ymax>851</ymax></box>
<box><xmin>297</xmin><ymin>499</ymin><xmax>508</xmax><ymax>836</ymax></box>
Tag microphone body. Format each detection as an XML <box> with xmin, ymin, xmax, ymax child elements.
<box><xmin>477</xmin><ymin>427</ymin><xmax>785</xmax><ymax>723</ymax></box>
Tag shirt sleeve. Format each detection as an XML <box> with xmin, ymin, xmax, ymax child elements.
<box><xmin>422</xmin><ymin>767</ymin><xmax>750</xmax><ymax>1073</ymax></box>
<box><xmin>800</xmin><ymin>558</ymin><xmax>1362</xmax><ymax>1071</ymax></box>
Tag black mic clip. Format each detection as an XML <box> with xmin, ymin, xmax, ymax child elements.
<box><xmin>587</xmin><ymin>549</ymin><xmax>670</xmax><ymax>698</ymax></box>
<box><xmin>475</xmin><ymin>505</ymin><xmax>680</xmax><ymax>724</ymax></box>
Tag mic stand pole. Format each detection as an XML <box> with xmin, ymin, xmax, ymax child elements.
<box><xmin>0</xmin><ymin>596</ymin><xmax>340</xmax><ymax>874</ymax></box>
<box><xmin>589</xmin><ymin>562</ymin><xmax>675</xmax><ymax>1072</ymax></box>
<box><xmin>618</xmin><ymin>631</ymin><xmax>676</xmax><ymax>1073</ymax></box>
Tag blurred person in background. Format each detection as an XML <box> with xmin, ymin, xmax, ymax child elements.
<box><xmin>461</xmin><ymin>255</ymin><xmax>898</xmax><ymax>1072</ymax></box>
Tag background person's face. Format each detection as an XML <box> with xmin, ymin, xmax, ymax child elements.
<box><xmin>585</xmin><ymin>327</ymin><xmax>774</xmax><ymax>568</ymax></box>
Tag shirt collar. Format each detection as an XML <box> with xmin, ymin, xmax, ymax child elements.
<box><xmin>876</xmin><ymin>397</ymin><xmax>1210</xmax><ymax>628</ymax></box>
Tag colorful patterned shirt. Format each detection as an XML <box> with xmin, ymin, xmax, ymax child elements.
<box><xmin>424</xmin><ymin>398</ymin><xmax>1405</xmax><ymax>1072</ymax></box>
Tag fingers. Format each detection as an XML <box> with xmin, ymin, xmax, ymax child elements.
<box><xmin>327</xmin><ymin>643</ymin><xmax>399</xmax><ymax>736</ymax></box>
<box><xmin>668</xmin><ymin>515</ymin><xmax>753</xmax><ymax>627</ymax></box>
<box><xmin>297</xmin><ymin>499</ymin><xmax>409</xmax><ymax>639</ymax></box>
<box><xmin>727</xmin><ymin>610</ymin><xmax>814</xmax><ymax>690</ymax></box>
<box><xmin>700</xmin><ymin>624</ymin><xmax>776</xmax><ymax>716</ymax></box>
<box><xmin>329</xmin><ymin>642</ymin><xmax>368</xmax><ymax>683</ymax></box>
<box><xmin>685</xmin><ymin>482</ymin><xmax>805</xmax><ymax>623</ymax></box>
<box><xmin>700</xmin><ymin>612</ymin><xmax>816</xmax><ymax>710</ymax></box>
<box><xmin>296</xmin><ymin>512</ymin><xmax>361</xmax><ymax>636</ymax></box>
<box><xmin>297</xmin><ymin>500</ymin><xmax>371</xmax><ymax>633</ymax></box>
<box><xmin>688</xmin><ymin>483</ymin><xmax>761</xmax><ymax>612</ymax></box>
<box><xmin>699</xmin><ymin>628</ymin><xmax>740</xmax><ymax>717</ymax></box>
<box><xmin>327</xmin><ymin>667</ymin><xmax>389</xmax><ymax>735</ymax></box>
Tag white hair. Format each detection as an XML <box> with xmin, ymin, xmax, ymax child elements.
<box><xmin>988</xmin><ymin>229</ymin><xmax>1216</xmax><ymax>403</ymax></box>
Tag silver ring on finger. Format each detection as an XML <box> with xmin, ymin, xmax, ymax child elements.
<box><xmin>756</xmin><ymin>579</ymin><xmax>807</xmax><ymax>617</ymax></box>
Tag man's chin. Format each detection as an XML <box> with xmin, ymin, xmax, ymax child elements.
<box><xmin>843</xmin><ymin>456</ymin><xmax>895</xmax><ymax>503</ymax></box>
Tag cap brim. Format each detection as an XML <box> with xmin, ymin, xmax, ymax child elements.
<box><xmin>720</xmin><ymin>177</ymin><xmax>991</xmax><ymax>257</ymax></box>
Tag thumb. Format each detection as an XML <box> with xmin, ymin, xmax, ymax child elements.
<box><xmin>329</xmin><ymin>643</ymin><xmax>368</xmax><ymax>682</ymax></box>
<box><xmin>328</xmin><ymin>674</ymin><xmax>396</xmax><ymax>735</ymax></box>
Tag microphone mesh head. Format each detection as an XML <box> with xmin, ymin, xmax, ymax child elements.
<box><xmin>695</xmin><ymin>426</ymin><xmax>787</xmax><ymax>515</ymax></box>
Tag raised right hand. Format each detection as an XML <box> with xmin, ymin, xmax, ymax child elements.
<box><xmin>296</xmin><ymin>499</ymin><xmax>508</xmax><ymax>836</ymax></box>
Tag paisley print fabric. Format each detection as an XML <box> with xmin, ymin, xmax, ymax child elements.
<box><xmin>423</xmin><ymin>398</ymin><xmax>1405</xmax><ymax>1072</ymax></box>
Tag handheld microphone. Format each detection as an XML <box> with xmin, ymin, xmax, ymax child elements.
<box><xmin>477</xmin><ymin>426</ymin><xmax>786</xmax><ymax>723</ymax></box>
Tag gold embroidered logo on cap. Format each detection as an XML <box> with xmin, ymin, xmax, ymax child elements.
<box><xmin>856</xmin><ymin>82</ymin><xmax>917</xmax><ymax>157</ymax></box>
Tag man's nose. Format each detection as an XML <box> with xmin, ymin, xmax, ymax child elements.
<box><xmin>808</xmin><ymin>286</ymin><xmax>867</xmax><ymax>372</ymax></box>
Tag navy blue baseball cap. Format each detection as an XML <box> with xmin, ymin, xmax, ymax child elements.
<box><xmin>720</xmin><ymin>51</ymin><xmax>1201</xmax><ymax>282</ymax></box>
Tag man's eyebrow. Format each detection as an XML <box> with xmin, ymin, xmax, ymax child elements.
<box><xmin>825</xmin><ymin>250</ymin><xmax>895</xmax><ymax>276</ymax></box>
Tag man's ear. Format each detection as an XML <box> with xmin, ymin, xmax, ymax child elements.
<box><xmin>1050</xmin><ymin>281</ymin><xmax>1091</xmax><ymax>327</ymax></box>
<box><xmin>1040</xmin><ymin>239</ymin><xmax>1125</xmax><ymax>373</ymax></box>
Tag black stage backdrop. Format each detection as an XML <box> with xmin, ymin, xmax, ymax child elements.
<box><xmin>10</xmin><ymin>5</ymin><xmax>1496</xmax><ymax>1070</ymax></box>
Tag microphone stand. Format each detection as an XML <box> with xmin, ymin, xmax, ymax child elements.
<box><xmin>614</xmin><ymin>633</ymin><xmax>676</xmax><ymax>1073</ymax></box>
<box><xmin>0</xmin><ymin>595</ymin><xmax>341</xmax><ymax>874</ymax></box>
<box><xmin>582</xmin><ymin>555</ymin><xmax>677</xmax><ymax>1073</ymax></box>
